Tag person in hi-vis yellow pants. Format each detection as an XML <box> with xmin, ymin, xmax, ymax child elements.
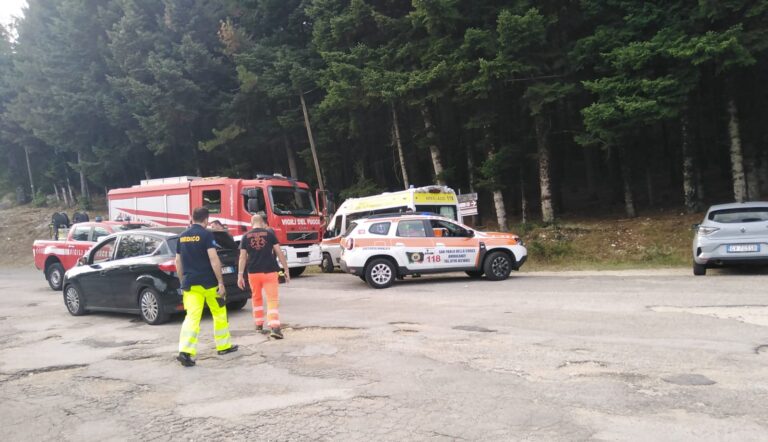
<box><xmin>178</xmin><ymin>285</ymin><xmax>232</xmax><ymax>356</ymax></box>
<box><xmin>175</xmin><ymin>207</ymin><xmax>238</xmax><ymax>367</ymax></box>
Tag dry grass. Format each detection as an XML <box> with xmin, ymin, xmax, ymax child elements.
<box><xmin>512</xmin><ymin>210</ymin><xmax>703</xmax><ymax>271</ymax></box>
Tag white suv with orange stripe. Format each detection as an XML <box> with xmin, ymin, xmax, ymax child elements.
<box><xmin>339</xmin><ymin>213</ymin><xmax>527</xmax><ymax>288</ymax></box>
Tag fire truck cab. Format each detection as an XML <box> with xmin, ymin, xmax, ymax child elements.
<box><xmin>319</xmin><ymin>185</ymin><xmax>460</xmax><ymax>273</ymax></box>
<box><xmin>108</xmin><ymin>175</ymin><xmax>326</xmax><ymax>275</ymax></box>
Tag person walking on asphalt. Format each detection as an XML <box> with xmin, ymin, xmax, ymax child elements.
<box><xmin>175</xmin><ymin>207</ymin><xmax>238</xmax><ymax>367</ymax></box>
<box><xmin>238</xmin><ymin>212</ymin><xmax>290</xmax><ymax>339</ymax></box>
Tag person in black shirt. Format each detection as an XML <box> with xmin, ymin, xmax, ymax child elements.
<box><xmin>237</xmin><ymin>212</ymin><xmax>290</xmax><ymax>339</ymax></box>
<box><xmin>175</xmin><ymin>207</ymin><xmax>238</xmax><ymax>366</ymax></box>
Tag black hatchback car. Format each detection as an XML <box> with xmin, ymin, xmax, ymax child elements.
<box><xmin>62</xmin><ymin>227</ymin><xmax>249</xmax><ymax>325</ymax></box>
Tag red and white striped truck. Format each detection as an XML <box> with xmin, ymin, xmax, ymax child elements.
<box><xmin>107</xmin><ymin>175</ymin><xmax>329</xmax><ymax>277</ymax></box>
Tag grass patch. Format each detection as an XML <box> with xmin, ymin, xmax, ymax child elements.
<box><xmin>511</xmin><ymin>210</ymin><xmax>702</xmax><ymax>271</ymax></box>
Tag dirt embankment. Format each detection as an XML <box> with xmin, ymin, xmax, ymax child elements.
<box><xmin>0</xmin><ymin>203</ymin><xmax>109</xmax><ymax>268</ymax></box>
<box><xmin>512</xmin><ymin>210</ymin><xmax>703</xmax><ymax>271</ymax></box>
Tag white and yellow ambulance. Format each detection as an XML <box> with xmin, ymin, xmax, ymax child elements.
<box><xmin>338</xmin><ymin>212</ymin><xmax>527</xmax><ymax>288</ymax></box>
<box><xmin>319</xmin><ymin>186</ymin><xmax>460</xmax><ymax>272</ymax></box>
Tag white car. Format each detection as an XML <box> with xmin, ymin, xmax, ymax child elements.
<box><xmin>692</xmin><ymin>202</ymin><xmax>768</xmax><ymax>275</ymax></box>
<box><xmin>339</xmin><ymin>213</ymin><xmax>527</xmax><ymax>288</ymax></box>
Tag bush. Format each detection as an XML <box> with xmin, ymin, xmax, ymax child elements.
<box><xmin>529</xmin><ymin>239</ymin><xmax>574</xmax><ymax>261</ymax></box>
<box><xmin>31</xmin><ymin>190</ymin><xmax>47</xmax><ymax>208</ymax></box>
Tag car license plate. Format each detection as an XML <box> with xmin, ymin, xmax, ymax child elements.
<box><xmin>299</xmin><ymin>257</ymin><xmax>309</xmax><ymax>264</ymax></box>
<box><xmin>726</xmin><ymin>244</ymin><xmax>759</xmax><ymax>253</ymax></box>
<box><xmin>221</xmin><ymin>266</ymin><xmax>235</xmax><ymax>274</ymax></box>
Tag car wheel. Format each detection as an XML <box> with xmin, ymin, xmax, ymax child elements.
<box><xmin>466</xmin><ymin>270</ymin><xmax>484</xmax><ymax>279</ymax></box>
<box><xmin>63</xmin><ymin>285</ymin><xmax>86</xmax><ymax>316</ymax></box>
<box><xmin>139</xmin><ymin>288</ymin><xmax>168</xmax><ymax>325</ymax></box>
<box><xmin>289</xmin><ymin>266</ymin><xmax>306</xmax><ymax>278</ymax></box>
<box><xmin>320</xmin><ymin>253</ymin><xmax>335</xmax><ymax>273</ymax></box>
<box><xmin>46</xmin><ymin>262</ymin><xmax>64</xmax><ymax>291</ymax></box>
<box><xmin>483</xmin><ymin>251</ymin><xmax>513</xmax><ymax>281</ymax></box>
<box><xmin>227</xmin><ymin>299</ymin><xmax>248</xmax><ymax>311</ymax></box>
<box><xmin>693</xmin><ymin>262</ymin><xmax>707</xmax><ymax>276</ymax></box>
<box><xmin>365</xmin><ymin>258</ymin><xmax>395</xmax><ymax>289</ymax></box>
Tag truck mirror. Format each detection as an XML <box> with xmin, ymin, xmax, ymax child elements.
<box><xmin>247</xmin><ymin>198</ymin><xmax>260</xmax><ymax>213</ymax></box>
<box><xmin>245</xmin><ymin>189</ymin><xmax>260</xmax><ymax>199</ymax></box>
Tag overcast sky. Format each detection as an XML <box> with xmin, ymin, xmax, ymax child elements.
<box><xmin>0</xmin><ymin>0</ymin><xmax>27</xmax><ymax>28</ymax></box>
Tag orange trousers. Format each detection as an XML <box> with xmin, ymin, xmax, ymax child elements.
<box><xmin>247</xmin><ymin>272</ymin><xmax>280</xmax><ymax>328</ymax></box>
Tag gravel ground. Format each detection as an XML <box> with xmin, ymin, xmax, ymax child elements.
<box><xmin>1</xmin><ymin>267</ymin><xmax>768</xmax><ymax>441</ymax></box>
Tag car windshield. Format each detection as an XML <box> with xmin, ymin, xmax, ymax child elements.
<box><xmin>708</xmin><ymin>208</ymin><xmax>768</xmax><ymax>223</ymax></box>
<box><xmin>270</xmin><ymin>186</ymin><xmax>316</xmax><ymax>216</ymax></box>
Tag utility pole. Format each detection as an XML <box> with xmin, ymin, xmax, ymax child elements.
<box><xmin>299</xmin><ymin>88</ymin><xmax>324</xmax><ymax>191</ymax></box>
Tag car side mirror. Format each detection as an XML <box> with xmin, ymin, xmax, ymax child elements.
<box><xmin>691</xmin><ymin>223</ymin><xmax>700</xmax><ymax>231</ymax></box>
<box><xmin>467</xmin><ymin>229</ymin><xmax>475</xmax><ymax>237</ymax></box>
<box><xmin>78</xmin><ymin>256</ymin><xmax>88</xmax><ymax>266</ymax></box>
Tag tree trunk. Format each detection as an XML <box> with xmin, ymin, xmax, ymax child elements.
<box><xmin>420</xmin><ymin>104</ymin><xmax>445</xmax><ymax>185</ymax></box>
<box><xmin>467</xmin><ymin>148</ymin><xmax>475</xmax><ymax>193</ymax></box>
<box><xmin>745</xmin><ymin>145</ymin><xmax>761</xmax><ymax>200</ymax></box>
<box><xmin>283</xmin><ymin>133</ymin><xmax>299</xmax><ymax>179</ymax></box>
<box><xmin>493</xmin><ymin>190</ymin><xmax>508</xmax><ymax>232</ymax></box>
<box><xmin>299</xmin><ymin>88</ymin><xmax>324</xmax><ymax>191</ymax></box>
<box><xmin>520</xmin><ymin>165</ymin><xmax>528</xmax><ymax>224</ymax></box>
<box><xmin>23</xmin><ymin>145</ymin><xmax>35</xmax><ymax>196</ymax></box>
<box><xmin>66</xmin><ymin>174</ymin><xmax>76</xmax><ymax>204</ymax></box>
<box><xmin>727</xmin><ymin>96</ymin><xmax>747</xmax><ymax>202</ymax></box>
<box><xmin>77</xmin><ymin>151</ymin><xmax>89</xmax><ymax>203</ymax></box>
<box><xmin>53</xmin><ymin>183</ymin><xmax>61</xmax><ymax>203</ymax></box>
<box><xmin>534</xmin><ymin>115</ymin><xmax>554</xmax><ymax>223</ymax></box>
<box><xmin>391</xmin><ymin>103</ymin><xmax>409</xmax><ymax>189</ymax></box>
<box><xmin>681</xmin><ymin>115</ymin><xmax>698</xmax><ymax>213</ymax></box>
<box><xmin>759</xmin><ymin>150</ymin><xmax>768</xmax><ymax>196</ymax></box>
<box><xmin>618</xmin><ymin>145</ymin><xmax>636</xmax><ymax>218</ymax></box>
<box><xmin>61</xmin><ymin>183</ymin><xmax>70</xmax><ymax>207</ymax></box>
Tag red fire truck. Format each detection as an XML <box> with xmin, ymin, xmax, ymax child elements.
<box><xmin>107</xmin><ymin>175</ymin><xmax>328</xmax><ymax>276</ymax></box>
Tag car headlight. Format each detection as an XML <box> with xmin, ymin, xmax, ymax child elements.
<box><xmin>697</xmin><ymin>226</ymin><xmax>720</xmax><ymax>236</ymax></box>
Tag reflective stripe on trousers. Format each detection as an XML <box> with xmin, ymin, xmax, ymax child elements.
<box><xmin>248</xmin><ymin>272</ymin><xmax>280</xmax><ymax>328</ymax></box>
<box><xmin>178</xmin><ymin>285</ymin><xmax>233</xmax><ymax>356</ymax></box>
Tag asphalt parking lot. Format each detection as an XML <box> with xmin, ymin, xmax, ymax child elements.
<box><xmin>1</xmin><ymin>267</ymin><xmax>768</xmax><ymax>441</ymax></box>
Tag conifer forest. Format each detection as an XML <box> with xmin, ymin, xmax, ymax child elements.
<box><xmin>1</xmin><ymin>0</ymin><xmax>767</xmax><ymax>227</ymax></box>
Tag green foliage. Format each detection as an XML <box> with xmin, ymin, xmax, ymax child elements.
<box><xmin>339</xmin><ymin>178</ymin><xmax>383</xmax><ymax>200</ymax></box>
<box><xmin>31</xmin><ymin>190</ymin><xmax>47</xmax><ymax>208</ymax></box>
<box><xmin>0</xmin><ymin>0</ymin><xmax>766</xmax><ymax>226</ymax></box>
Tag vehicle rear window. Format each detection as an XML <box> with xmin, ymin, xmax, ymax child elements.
<box><xmin>115</xmin><ymin>235</ymin><xmax>145</xmax><ymax>259</ymax></box>
<box><xmin>71</xmin><ymin>225</ymin><xmax>91</xmax><ymax>241</ymax></box>
<box><xmin>708</xmin><ymin>208</ymin><xmax>768</xmax><ymax>223</ymax></box>
<box><xmin>342</xmin><ymin>222</ymin><xmax>359</xmax><ymax>238</ymax></box>
<box><xmin>415</xmin><ymin>205</ymin><xmax>458</xmax><ymax>221</ymax></box>
<box><xmin>143</xmin><ymin>236</ymin><xmax>163</xmax><ymax>255</ymax></box>
<box><xmin>212</xmin><ymin>231</ymin><xmax>237</xmax><ymax>250</ymax></box>
<box><xmin>369</xmin><ymin>222</ymin><xmax>391</xmax><ymax>235</ymax></box>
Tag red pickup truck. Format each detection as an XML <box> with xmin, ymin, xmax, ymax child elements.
<box><xmin>33</xmin><ymin>221</ymin><xmax>148</xmax><ymax>290</ymax></box>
